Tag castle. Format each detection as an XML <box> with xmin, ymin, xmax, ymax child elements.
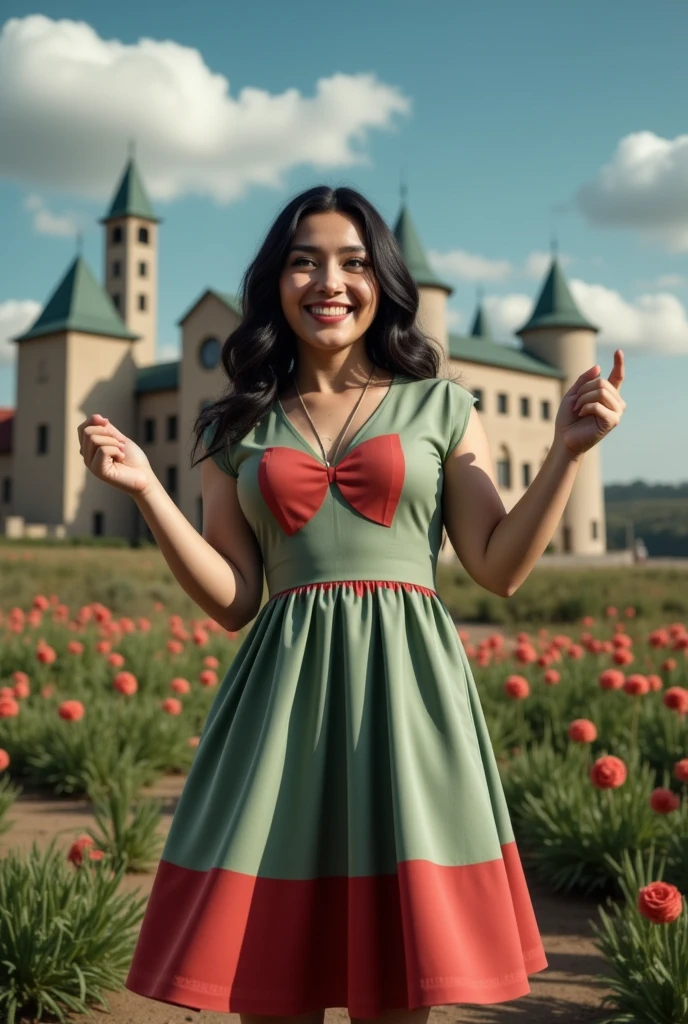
<box><xmin>0</xmin><ymin>157</ymin><xmax>606</xmax><ymax>557</ymax></box>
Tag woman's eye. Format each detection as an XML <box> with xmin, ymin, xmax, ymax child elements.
<box><xmin>291</xmin><ymin>257</ymin><xmax>368</xmax><ymax>269</ymax></box>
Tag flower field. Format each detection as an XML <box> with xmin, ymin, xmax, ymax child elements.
<box><xmin>0</xmin><ymin>544</ymin><xmax>686</xmax><ymax>1024</ymax></box>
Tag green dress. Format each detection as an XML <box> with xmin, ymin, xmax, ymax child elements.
<box><xmin>125</xmin><ymin>374</ymin><xmax>548</xmax><ymax>1017</ymax></box>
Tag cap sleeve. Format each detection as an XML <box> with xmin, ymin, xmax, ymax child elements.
<box><xmin>444</xmin><ymin>380</ymin><xmax>478</xmax><ymax>461</ymax></box>
<box><xmin>202</xmin><ymin>422</ymin><xmax>238</xmax><ymax>479</ymax></box>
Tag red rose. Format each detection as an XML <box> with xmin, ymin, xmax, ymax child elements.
<box><xmin>599</xmin><ymin>669</ymin><xmax>625</xmax><ymax>691</ymax></box>
<box><xmin>623</xmin><ymin>674</ymin><xmax>650</xmax><ymax>696</ymax></box>
<box><xmin>0</xmin><ymin>697</ymin><xmax>20</xmax><ymax>719</ymax></box>
<box><xmin>113</xmin><ymin>671</ymin><xmax>138</xmax><ymax>696</ymax></box>
<box><xmin>663</xmin><ymin>687</ymin><xmax>688</xmax><ymax>715</ymax></box>
<box><xmin>504</xmin><ymin>675</ymin><xmax>530</xmax><ymax>700</ymax></box>
<box><xmin>649</xmin><ymin>787</ymin><xmax>681</xmax><ymax>814</ymax></box>
<box><xmin>674</xmin><ymin>759</ymin><xmax>688</xmax><ymax>784</ymax></box>
<box><xmin>199</xmin><ymin>669</ymin><xmax>218</xmax><ymax>688</ymax></box>
<box><xmin>162</xmin><ymin>697</ymin><xmax>182</xmax><ymax>715</ymax></box>
<box><xmin>568</xmin><ymin>718</ymin><xmax>597</xmax><ymax>743</ymax></box>
<box><xmin>58</xmin><ymin>700</ymin><xmax>85</xmax><ymax>722</ymax></box>
<box><xmin>0</xmin><ymin>749</ymin><xmax>9</xmax><ymax>772</ymax></box>
<box><xmin>638</xmin><ymin>881</ymin><xmax>683</xmax><ymax>924</ymax></box>
<box><xmin>170</xmin><ymin>677</ymin><xmax>191</xmax><ymax>695</ymax></box>
<box><xmin>543</xmin><ymin>669</ymin><xmax>560</xmax><ymax>686</ymax></box>
<box><xmin>67</xmin><ymin>834</ymin><xmax>95</xmax><ymax>866</ymax></box>
<box><xmin>590</xmin><ymin>755</ymin><xmax>627</xmax><ymax>789</ymax></box>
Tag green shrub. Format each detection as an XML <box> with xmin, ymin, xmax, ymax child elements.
<box><xmin>517</xmin><ymin>752</ymin><xmax>673</xmax><ymax>897</ymax></box>
<box><xmin>0</xmin><ymin>838</ymin><xmax>146</xmax><ymax>1023</ymax></box>
<box><xmin>591</xmin><ymin>846</ymin><xmax>688</xmax><ymax>1024</ymax></box>
<box><xmin>0</xmin><ymin>773</ymin><xmax>21</xmax><ymax>836</ymax></box>
<box><xmin>83</xmin><ymin>760</ymin><xmax>164</xmax><ymax>873</ymax></box>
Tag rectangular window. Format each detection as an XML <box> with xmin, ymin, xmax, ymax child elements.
<box><xmin>541</xmin><ymin>399</ymin><xmax>551</xmax><ymax>421</ymax></box>
<box><xmin>143</xmin><ymin>417</ymin><xmax>156</xmax><ymax>444</ymax></box>
<box><xmin>522</xmin><ymin>463</ymin><xmax>531</xmax><ymax>487</ymax></box>
<box><xmin>520</xmin><ymin>396</ymin><xmax>530</xmax><ymax>417</ymax></box>
<box><xmin>1</xmin><ymin>477</ymin><xmax>10</xmax><ymax>504</ymax></box>
<box><xmin>112</xmin><ymin>260</ymin><xmax>121</xmax><ymax>278</ymax></box>
<box><xmin>591</xmin><ymin>519</ymin><xmax>598</xmax><ymax>540</ymax></box>
<box><xmin>139</xmin><ymin>261</ymin><xmax>147</xmax><ymax>277</ymax></box>
<box><xmin>167</xmin><ymin>414</ymin><xmax>178</xmax><ymax>442</ymax></box>
<box><xmin>112</xmin><ymin>294</ymin><xmax>120</xmax><ymax>311</ymax></box>
<box><xmin>138</xmin><ymin>294</ymin><xmax>147</xmax><ymax>311</ymax></box>
<box><xmin>473</xmin><ymin>388</ymin><xmax>483</xmax><ymax>411</ymax></box>
<box><xmin>497</xmin><ymin>393</ymin><xmax>508</xmax><ymax>414</ymax></box>
<box><xmin>37</xmin><ymin>423</ymin><xmax>49</xmax><ymax>454</ymax></box>
<box><xmin>93</xmin><ymin>511</ymin><xmax>104</xmax><ymax>536</ymax></box>
<box><xmin>497</xmin><ymin>459</ymin><xmax>511</xmax><ymax>488</ymax></box>
<box><xmin>166</xmin><ymin>465</ymin><xmax>178</xmax><ymax>495</ymax></box>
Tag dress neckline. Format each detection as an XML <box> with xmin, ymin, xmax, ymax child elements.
<box><xmin>276</xmin><ymin>373</ymin><xmax>397</xmax><ymax>467</ymax></box>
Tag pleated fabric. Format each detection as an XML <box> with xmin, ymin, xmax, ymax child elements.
<box><xmin>126</xmin><ymin>582</ymin><xmax>547</xmax><ymax>1016</ymax></box>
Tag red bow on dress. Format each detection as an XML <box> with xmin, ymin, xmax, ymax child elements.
<box><xmin>258</xmin><ymin>434</ymin><xmax>405</xmax><ymax>536</ymax></box>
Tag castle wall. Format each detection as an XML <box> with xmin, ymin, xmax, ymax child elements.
<box><xmin>439</xmin><ymin>358</ymin><xmax>568</xmax><ymax>560</ymax></box>
<box><xmin>520</xmin><ymin>327</ymin><xmax>607</xmax><ymax>554</ymax></box>
<box><xmin>177</xmin><ymin>296</ymin><xmax>242</xmax><ymax>535</ymax></box>
<box><xmin>64</xmin><ymin>331</ymin><xmax>138</xmax><ymax>539</ymax></box>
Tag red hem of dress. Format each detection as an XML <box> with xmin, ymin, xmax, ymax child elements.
<box><xmin>125</xmin><ymin>841</ymin><xmax>548</xmax><ymax>1016</ymax></box>
<box><xmin>269</xmin><ymin>579</ymin><xmax>438</xmax><ymax>601</ymax></box>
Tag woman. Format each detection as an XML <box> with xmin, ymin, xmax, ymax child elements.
<box><xmin>77</xmin><ymin>184</ymin><xmax>626</xmax><ymax>1023</ymax></box>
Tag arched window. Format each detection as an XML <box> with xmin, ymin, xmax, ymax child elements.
<box><xmin>111</xmin><ymin>226</ymin><xmax>122</xmax><ymax>244</ymax></box>
<box><xmin>138</xmin><ymin>226</ymin><xmax>149</xmax><ymax>244</ymax></box>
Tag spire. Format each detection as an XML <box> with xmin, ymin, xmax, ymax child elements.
<box><xmin>392</xmin><ymin>202</ymin><xmax>452</xmax><ymax>294</ymax></box>
<box><xmin>100</xmin><ymin>154</ymin><xmax>160</xmax><ymax>224</ymax></box>
<box><xmin>516</xmin><ymin>256</ymin><xmax>598</xmax><ymax>335</ymax></box>
<box><xmin>469</xmin><ymin>294</ymin><xmax>492</xmax><ymax>340</ymax></box>
<box><xmin>12</xmin><ymin>256</ymin><xmax>139</xmax><ymax>343</ymax></box>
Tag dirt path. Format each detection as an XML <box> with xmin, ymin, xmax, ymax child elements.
<box><xmin>2</xmin><ymin>773</ymin><xmax>614</xmax><ymax>1024</ymax></box>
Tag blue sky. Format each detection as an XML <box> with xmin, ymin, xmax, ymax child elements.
<box><xmin>2</xmin><ymin>0</ymin><xmax>687</xmax><ymax>484</ymax></box>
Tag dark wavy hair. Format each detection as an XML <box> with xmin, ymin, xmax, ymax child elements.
<box><xmin>190</xmin><ymin>184</ymin><xmax>465</xmax><ymax>470</ymax></box>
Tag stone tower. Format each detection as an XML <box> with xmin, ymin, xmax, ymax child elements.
<box><xmin>100</xmin><ymin>155</ymin><xmax>161</xmax><ymax>368</ymax></box>
<box><xmin>516</xmin><ymin>257</ymin><xmax>607</xmax><ymax>554</ymax></box>
<box><xmin>11</xmin><ymin>256</ymin><xmax>139</xmax><ymax>537</ymax></box>
<box><xmin>393</xmin><ymin>201</ymin><xmax>453</xmax><ymax>372</ymax></box>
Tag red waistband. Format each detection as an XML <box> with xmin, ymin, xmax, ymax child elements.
<box><xmin>269</xmin><ymin>580</ymin><xmax>438</xmax><ymax>601</ymax></box>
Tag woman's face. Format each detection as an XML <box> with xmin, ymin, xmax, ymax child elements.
<box><xmin>279</xmin><ymin>210</ymin><xmax>380</xmax><ymax>354</ymax></box>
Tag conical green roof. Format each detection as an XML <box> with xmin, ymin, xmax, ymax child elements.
<box><xmin>516</xmin><ymin>257</ymin><xmax>597</xmax><ymax>334</ymax></box>
<box><xmin>393</xmin><ymin>205</ymin><xmax>452</xmax><ymax>294</ymax></box>
<box><xmin>469</xmin><ymin>302</ymin><xmax>492</xmax><ymax>340</ymax></box>
<box><xmin>13</xmin><ymin>256</ymin><xmax>139</xmax><ymax>343</ymax></box>
<box><xmin>100</xmin><ymin>157</ymin><xmax>160</xmax><ymax>223</ymax></box>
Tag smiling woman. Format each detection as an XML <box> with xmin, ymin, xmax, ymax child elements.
<box><xmin>123</xmin><ymin>185</ymin><xmax>548</xmax><ymax>1023</ymax></box>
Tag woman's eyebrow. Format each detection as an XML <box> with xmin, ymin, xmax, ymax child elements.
<box><xmin>288</xmin><ymin>244</ymin><xmax>367</xmax><ymax>254</ymax></box>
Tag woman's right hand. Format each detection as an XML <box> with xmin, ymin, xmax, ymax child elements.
<box><xmin>77</xmin><ymin>413</ymin><xmax>157</xmax><ymax>498</ymax></box>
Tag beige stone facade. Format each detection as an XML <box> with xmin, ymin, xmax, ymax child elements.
<box><xmin>0</xmin><ymin>159</ymin><xmax>606</xmax><ymax>558</ymax></box>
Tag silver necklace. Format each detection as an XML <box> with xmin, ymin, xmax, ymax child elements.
<box><xmin>293</xmin><ymin>366</ymin><xmax>376</xmax><ymax>468</ymax></box>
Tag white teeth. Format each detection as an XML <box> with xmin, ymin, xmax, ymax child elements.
<box><xmin>308</xmin><ymin>306</ymin><xmax>351</xmax><ymax>316</ymax></box>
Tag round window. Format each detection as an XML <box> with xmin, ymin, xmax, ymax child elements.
<box><xmin>199</xmin><ymin>337</ymin><xmax>221</xmax><ymax>369</ymax></box>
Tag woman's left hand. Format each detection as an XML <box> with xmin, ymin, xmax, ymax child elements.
<box><xmin>554</xmin><ymin>350</ymin><xmax>626</xmax><ymax>459</ymax></box>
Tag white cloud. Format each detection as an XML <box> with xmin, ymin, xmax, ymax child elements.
<box><xmin>576</xmin><ymin>131</ymin><xmax>688</xmax><ymax>251</ymax></box>
<box><xmin>481</xmin><ymin>281</ymin><xmax>688</xmax><ymax>354</ymax></box>
<box><xmin>429</xmin><ymin>249</ymin><xmax>511</xmax><ymax>282</ymax></box>
<box><xmin>0</xmin><ymin>15</ymin><xmax>410</xmax><ymax>205</ymax></box>
<box><xmin>0</xmin><ymin>300</ymin><xmax>42</xmax><ymax>365</ymax></box>
<box><xmin>157</xmin><ymin>343</ymin><xmax>181</xmax><ymax>363</ymax></box>
<box><xmin>429</xmin><ymin>247</ymin><xmax>573</xmax><ymax>284</ymax></box>
<box><xmin>23</xmin><ymin>194</ymin><xmax>85</xmax><ymax>237</ymax></box>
